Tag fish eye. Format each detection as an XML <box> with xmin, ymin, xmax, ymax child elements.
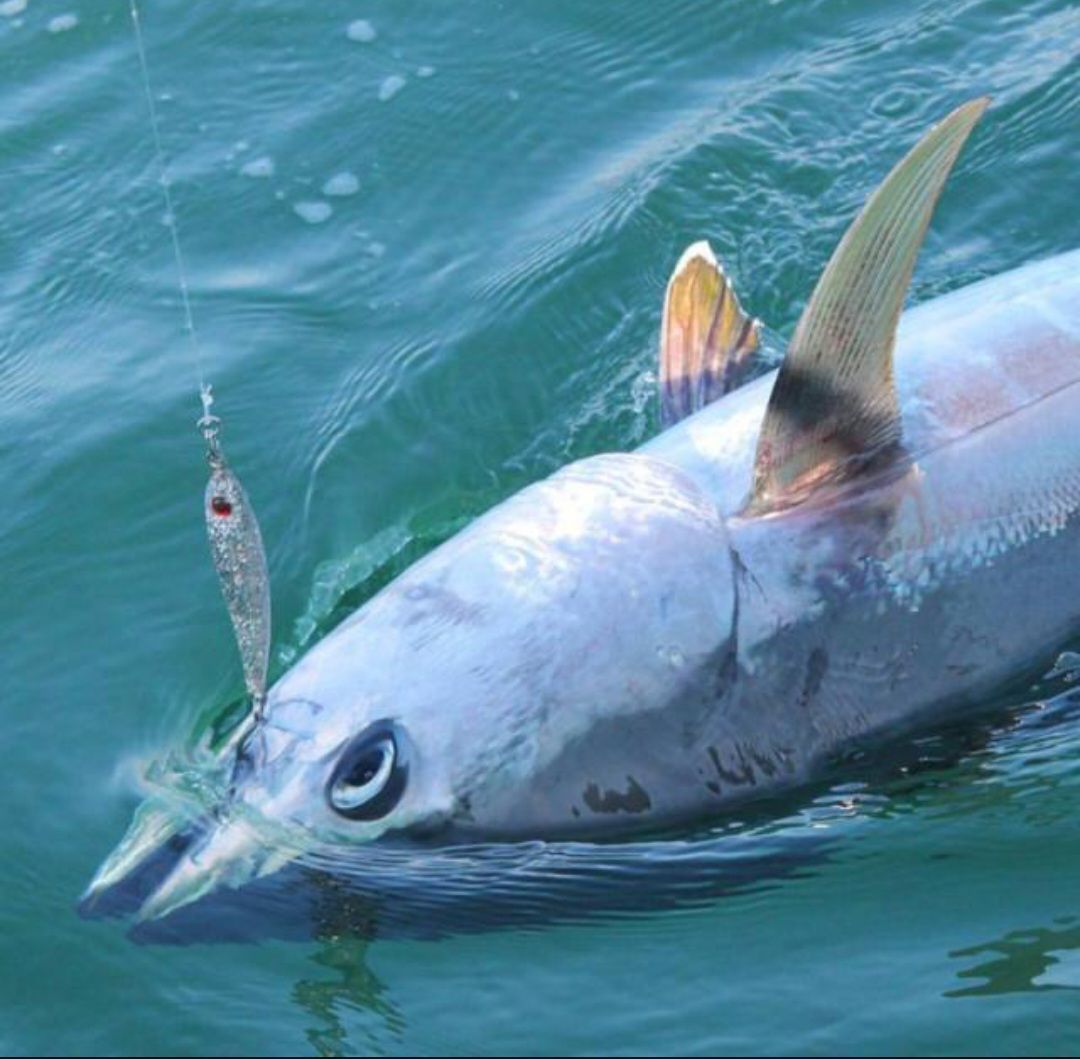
<box><xmin>327</xmin><ymin>722</ymin><xmax>408</xmax><ymax>820</ymax></box>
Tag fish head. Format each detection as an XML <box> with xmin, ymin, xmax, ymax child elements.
<box><xmin>86</xmin><ymin>452</ymin><xmax>738</xmax><ymax>920</ymax></box>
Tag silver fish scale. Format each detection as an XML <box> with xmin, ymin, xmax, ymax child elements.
<box><xmin>204</xmin><ymin>457</ymin><xmax>270</xmax><ymax>707</ymax></box>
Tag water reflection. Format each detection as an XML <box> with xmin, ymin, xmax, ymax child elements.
<box><xmin>948</xmin><ymin>917</ymin><xmax>1080</xmax><ymax>996</ymax></box>
<box><xmin>293</xmin><ymin>930</ymin><xmax>405</xmax><ymax>1057</ymax></box>
<box><xmin>124</xmin><ymin>825</ymin><xmax>834</xmax><ymax>946</ymax></box>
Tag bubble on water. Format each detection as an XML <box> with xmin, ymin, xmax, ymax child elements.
<box><xmin>322</xmin><ymin>171</ymin><xmax>359</xmax><ymax>197</ymax></box>
<box><xmin>294</xmin><ymin>200</ymin><xmax>333</xmax><ymax>225</ymax></box>
<box><xmin>346</xmin><ymin>19</ymin><xmax>376</xmax><ymax>43</ymax></box>
<box><xmin>1046</xmin><ymin>651</ymin><xmax>1080</xmax><ymax>683</ymax></box>
<box><xmin>47</xmin><ymin>12</ymin><xmax>77</xmax><ymax>32</ymax></box>
<box><xmin>367</xmin><ymin>241</ymin><xmax>386</xmax><ymax>258</ymax></box>
<box><xmin>377</xmin><ymin>74</ymin><xmax>406</xmax><ymax>102</ymax></box>
<box><xmin>0</xmin><ymin>0</ymin><xmax>26</xmax><ymax>17</ymax></box>
<box><xmin>631</xmin><ymin>370</ymin><xmax>657</xmax><ymax>414</ymax></box>
<box><xmin>507</xmin><ymin>88</ymin><xmax>521</xmax><ymax>102</ymax></box>
<box><xmin>870</xmin><ymin>86</ymin><xmax>919</xmax><ymax>119</ymax></box>
<box><xmin>241</xmin><ymin>156</ymin><xmax>275</xmax><ymax>179</ymax></box>
<box><xmin>416</xmin><ymin>65</ymin><xmax>436</xmax><ymax>78</ymax></box>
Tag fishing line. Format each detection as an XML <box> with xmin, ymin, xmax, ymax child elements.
<box><xmin>127</xmin><ymin>0</ymin><xmax>272</xmax><ymax>719</ymax></box>
<box><xmin>127</xmin><ymin>0</ymin><xmax>218</xmax><ymax>432</ymax></box>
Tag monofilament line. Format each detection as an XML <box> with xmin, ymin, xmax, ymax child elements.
<box><xmin>128</xmin><ymin>0</ymin><xmax>206</xmax><ymax>399</ymax></box>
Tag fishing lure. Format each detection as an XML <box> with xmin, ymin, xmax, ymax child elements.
<box><xmin>198</xmin><ymin>386</ymin><xmax>271</xmax><ymax>717</ymax></box>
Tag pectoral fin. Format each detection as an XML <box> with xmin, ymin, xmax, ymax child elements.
<box><xmin>748</xmin><ymin>97</ymin><xmax>989</xmax><ymax>513</ymax></box>
<box><xmin>659</xmin><ymin>241</ymin><xmax>761</xmax><ymax>427</ymax></box>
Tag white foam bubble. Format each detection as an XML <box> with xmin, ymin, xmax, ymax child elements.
<box><xmin>48</xmin><ymin>12</ymin><xmax>78</xmax><ymax>32</ymax></box>
<box><xmin>416</xmin><ymin>65</ymin><xmax>436</xmax><ymax>78</ymax></box>
<box><xmin>322</xmin><ymin>171</ymin><xmax>359</xmax><ymax>197</ymax></box>
<box><xmin>241</xmin><ymin>156</ymin><xmax>275</xmax><ymax>178</ymax></box>
<box><xmin>0</xmin><ymin>0</ymin><xmax>26</xmax><ymax>17</ymax></box>
<box><xmin>294</xmin><ymin>200</ymin><xmax>333</xmax><ymax>225</ymax></box>
<box><xmin>346</xmin><ymin>19</ymin><xmax>376</xmax><ymax>43</ymax></box>
<box><xmin>377</xmin><ymin>74</ymin><xmax>406</xmax><ymax>102</ymax></box>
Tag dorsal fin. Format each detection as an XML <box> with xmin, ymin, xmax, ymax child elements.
<box><xmin>659</xmin><ymin>241</ymin><xmax>761</xmax><ymax>427</ymax></box>
<box><xmin>747</xmin><ymin>97</ymin><xmax>989</xmax><ymax>513</ymax></box>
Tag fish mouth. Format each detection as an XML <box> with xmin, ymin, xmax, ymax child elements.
<box><xmin>78</xmin><ymin>800</ymin><xmax>202</xmax><ymax>919</ymax></box>
<box><xmin>80</xmin><ymin>797</ymin><xmax>301</xmax><ymax>922</ymax></box>
<box><xmin>134</xmin><ymin>813</ymin><xmax>294</xmax><ymax>922</ymax></box>
<box><xmin>81</xmin><ymin>708</ymin><xmax>329</xmax><ymax>922</ymax></box>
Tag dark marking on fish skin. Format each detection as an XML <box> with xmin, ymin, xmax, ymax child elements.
<box><xmin>887</xmin><ymin>643</ymin><xmax>919</xmax><ymax>691</ymax></box>
<box><xmin>947</xmin><ymin>662</ymin><xmax>978</xmax><ymax>678</ymax></box>
<box><xmin>703</xmin><ymin>741</ymin><xmax>791</xmax><ymax>795</ymax></box>
<box><xmin>681</xmin><ymin>645</ymin><xmax>743</xmax><ymax>749</ymax></box>
<box><xmin>736</xmin><ymin>743</ymin><xmax>759</xmax><ymax>785</ymax></box>
<box><xmin>453</xmin><ymin>793</ymin><xmax>475</xmax><ymax>823</ymax></box>
<box><xmin>750</xmin><ymin>750</ymin><xmax>778</xmax><ymax>778</ymax></box>
<box><xmin>799</xmin><ymin>647</ymin><xmax>829</xmax><ymax>708</ymax></box>
<box><xmin>715</xmin><ymin>647</ymin><xmax>739</xmax><ymax>699</ymax></box>
<box><xmin>707</xmin><ymin>745</ymin><xmax>756</xmax><ymax>787</ymax></box>
<box><xmin>730</xmin><ymin>541</ymin><xmax>768</xmax><ymax>609</ymax></box>
<box><xmin>582</xmin><ymin>775</ymin><xmax>652</xmax><ymax>815</ymax></box>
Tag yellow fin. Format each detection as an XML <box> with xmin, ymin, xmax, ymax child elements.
<box><xmin>748</xmin><ymin>97</ymin><xmax>990</xmax><ymax>514</ymax></box>
<box><xmin>659</xmin><ymin>241</ymin><xmax>760</xmax><ymax>427</ymax></box>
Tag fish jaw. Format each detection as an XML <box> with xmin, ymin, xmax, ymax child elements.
<box><xmin>80</xmin><ymin>789</ymin><xmax>312</xmax><ymax>923</ymax></box>
<box><xmin>134</xmin><ymin>814</ymin><xmax>300</xmax><ymax>922</ymax></box>
<box><xmin>79</xmin><ymin>799</ymin><xmax>193</xmax><ymax>913</ymax></box>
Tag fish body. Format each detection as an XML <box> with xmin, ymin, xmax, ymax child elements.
<box><xmin>256</xmin><ymin>250</ymin><xmax>1080</xmax><ymax>837</ymax></box>
<box><xmin>85</xmin><ymin>100</ymin><xmax>1080</xmax><ymax>922</ymax></box>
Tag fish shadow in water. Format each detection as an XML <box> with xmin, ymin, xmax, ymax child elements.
<box><xmin>948</xmin><ymin>918</ymin><xmax>1080</xmax><ymax>997</ymax></box>
<box><xmin>114</xmin><ymin>826</ymin><xmax>835</xmax><ymax>946</ymax></box>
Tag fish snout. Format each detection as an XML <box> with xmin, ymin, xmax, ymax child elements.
<box><xmin>133</xmin><ymin>814</ymin><xmax>293</xmax><ymax>922</ymax></box>
<box><xmin>78</xmin><ymin>800</ymin><xmax>205</xmax><ymax>919</ymax></box>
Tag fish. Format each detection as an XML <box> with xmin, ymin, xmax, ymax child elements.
<box><xmin>83</xmin><ymin>97</ymin><xmax>1080</xmax><ymax>923</ymax></box>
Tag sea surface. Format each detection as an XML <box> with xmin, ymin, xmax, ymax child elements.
<box><xmin>2</xmin><ymin>0</ymin><xmax>1079</xmax><ymax>1054</ymax></box>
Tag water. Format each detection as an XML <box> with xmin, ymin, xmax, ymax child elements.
<box><xmin>2</xmin><ymin>0</ymin><xmax>1079</xmax><ymax>1053</ymax></box>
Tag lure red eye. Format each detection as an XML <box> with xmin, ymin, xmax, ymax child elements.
<box><xmin>211</xmin><ymin>495</ymin><xmax>233</xmax><ymax>516</ymax></box>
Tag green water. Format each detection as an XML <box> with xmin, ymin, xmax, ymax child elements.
<box><xmin>3</xmin><ymin>0</ymin><xmax>1079</xmax><ymax>1053</ymax></box>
